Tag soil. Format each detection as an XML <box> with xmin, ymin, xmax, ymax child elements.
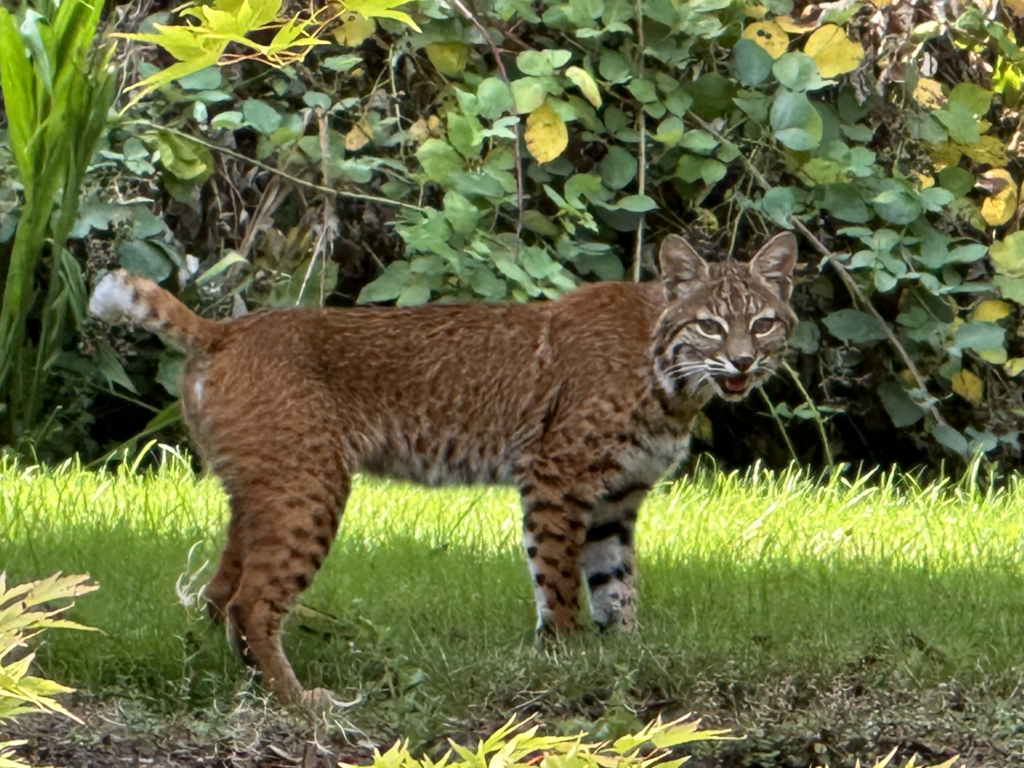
<box><xmin>4</xmin><ymin>677</ymin><xmax>1024</xmax><ymax>768</ymax></box>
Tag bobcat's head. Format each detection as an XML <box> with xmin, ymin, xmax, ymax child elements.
<box><xmin>652</xmin><ymin>232</ymin><xmax>798</xmax><ymax>402</ymax></box>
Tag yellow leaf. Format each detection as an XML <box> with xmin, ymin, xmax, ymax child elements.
<box><xmin>425</xmin><ymin>42</ymin><xmax>468</xmax><ymax>75</ymax></box>
<box><xmin>346</xmin><ymin>0</ymin><xmax>421</xmax><ymax>30</ymax></box>
<box><xmin>928</xmin><ymin>141</ymin><xmax>962</xmax><ymax>170</ymax></box>
<box><xmin>951</xmin><ymin>369</ymin><xmax>983</xmax><ymax>406</ymax></box>
<box><xmin>333</xmin><ymin>13</ymin><xmax>376</xmax><ymax>46</ymax></box>
<box><xmin>912</xmin><ymin>78</ymin><xmax>946</xmax><ymax>109</ymax></box>
<box><xmin>409</xmin><ymin>118</ymin><xmax>431</xmax><ymax>142</ymax></box>
<box><xmin>566</xmin><ymin>66</ymin><xmax>602</xmax><ymax>108</ymax></box>
<box><xmin>345</xmin><ymin>116</ymin><xmax>373</xmax><ymax>151</ymax></box>
<box><xmin>962</xmin><ymin>135</ymin><xmax>1010</xmax><ymax>167</ymax></box>
<box><xmin>804</xmin><ymin>24</ymin><xmax>864</xmax><ymax>78</ymax></box>
<box><xmin>979</xmin><ymin>169</ymin><xmax>1018</xmax><ymax>226</ymax></box>
<box><xmin>979</xmin><ymin>347</ymin><xmax>1008</xmax><ymax>364</ymax></box>
<box><xmin>524</xmin><ymin>101</ymin><xmax>568</xmax><ymax>164</ymax></box>
<box><xmin>744</xmin><ymin>3</ymin><xmax>767</xmax><ymax>19</ymax></box>
<box><xmin>1004</xmin><ymin>357</ymin><xmax>1024</xmax><ymax>376</ymax></box>
<box><xmin>742</xmin><ymin>21</ymin><xmax>789</xmax><ymax>59</ymax></box>
<box><xmin>910</xmin><ymin>171</ymin><xmax>934</xmax><ymax>190</ymax></box>
<box><xmin>773</xmin><ymin>14</ymin><xmax>814</xmax><ymax>33</ymax></box>
<box><xmin>970</xmin><ymin>299</ymin><xmax>1012</xmax><ymax>322</ymax></box>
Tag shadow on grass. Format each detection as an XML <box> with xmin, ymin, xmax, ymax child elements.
<box><xmin>8</xmin><ymin>532</ymin><xmax>1024</xmax><ymax>725</ymax></box>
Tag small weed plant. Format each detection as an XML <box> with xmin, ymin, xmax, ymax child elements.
<box><xmin>0</xmin><ymin>572</ymin><xmax>97</xmax><ymax>768</ymax></box>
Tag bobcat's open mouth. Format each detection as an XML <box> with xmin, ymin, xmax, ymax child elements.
<box><xmin>718</xmin><ymin>375</ymin><xmax>750</xmax><ymax>394</ymax></box>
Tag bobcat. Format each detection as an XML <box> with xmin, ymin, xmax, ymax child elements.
<box><xmin>88</xmin><ymin>232</ymin><xmax>798</xmax><ymax>707</ymax></box>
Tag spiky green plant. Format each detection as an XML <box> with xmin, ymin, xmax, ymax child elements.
<box><xmin>0</xmin><ymin>0</ymin><xmax>117</xmax><ymax>443</ymax></box>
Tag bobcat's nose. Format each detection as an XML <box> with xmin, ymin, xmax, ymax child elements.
<box><xmin>731</xmin><ymin>355</ymin><xmax>754</xmax><ymax>372</ymax></box>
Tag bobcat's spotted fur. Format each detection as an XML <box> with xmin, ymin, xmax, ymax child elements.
<box><xmin>88</xmin><ymin>232</ymin><xmax>798</xmax><ymax>706</ymax></box>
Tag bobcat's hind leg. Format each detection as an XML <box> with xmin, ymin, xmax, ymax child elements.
<box><xmin>215</xmin><ymin>469</ymin><xmax>350</xmax><ymax>706</ymax></box>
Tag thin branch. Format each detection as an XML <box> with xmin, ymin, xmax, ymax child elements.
<box><xmin>687</xmin><ymin>113</ymin><xmax>948</xmax><ymax>428</ymax></box>
<box><xmin>451</xmin><ymin>0</ymin><xmax>525</xmax><ymax>247</ymax></box>
<box><xmin>631</xmin><ymin>0</ymin><xmax>646</xmax><ymax>282</ymax></box>
<box><xmin>136</xmin><ymin>122</ymin><xmax>426</xmax><ymax>213</ymax></box>
<box><xmin>782</xmin><ymin>361</ymin><xmax>834</xmax><ymax>466</ymax></box>
<box><xmin>759</xmin><ymin>387</ymin><xmax>799</xmax><ymax>464</ymax></box>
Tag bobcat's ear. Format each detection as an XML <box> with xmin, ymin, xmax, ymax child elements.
<box><xmin>659</xmin><ymin>234</ymin><xmax>709</xmax><ymax>296</ymax></box>
<box><xmin>749</xmin><ymin>232</ymin><xmax>798</xmax><ymax>302</ymax></box>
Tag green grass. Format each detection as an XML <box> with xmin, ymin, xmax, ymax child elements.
<box><xmin>2</xmin><ymin>452</ymin><xmax>1024</xmax><ymax>742</ymax></box>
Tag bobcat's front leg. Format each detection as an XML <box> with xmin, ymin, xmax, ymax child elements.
<box><xmin>519</xmin><ymin>477</ymin><xmax>591</xmax><ymax>633</ymax></box>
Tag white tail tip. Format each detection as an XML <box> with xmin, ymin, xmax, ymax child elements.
<box><xmin>88</xmin><ymin>270</ymin><xmax>148</xmax><ymax>325</ymax></box>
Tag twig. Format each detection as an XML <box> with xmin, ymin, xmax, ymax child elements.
<box><xmin>632</xmin><ymin>0</ymin><xmax>646</xmax><ymax>282</ymax></box>
<box><xmin>451</xmin><ymin>0</ymin><xmax>525</xmax><ymax>247</ymax></box>
<box><xmin>687</xmin><ymin>113</ymin><xmax>948</xmax><ymax>428</ymax></box>
<box><xmin>782</xmin><ymin>361</ymin><xmax>834</xmax><ymax>466</ymax></box>
<box><xmin>135</xmin><ymin>121</ymin><xmax>426</xmax><ymax>213</ymax></box>
<box><xmin>759</xmin><ymin>388</ymin><xmax>799</xmax><ymax>464</ymax></box>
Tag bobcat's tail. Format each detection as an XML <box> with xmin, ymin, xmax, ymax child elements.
<box><xmin>88</xmin><ymin>270</ymin><xmax>222</xmax><ymax>353</ymax></box>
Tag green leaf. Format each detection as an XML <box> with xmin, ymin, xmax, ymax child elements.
<box><xmin>94</xmin><ymin>340</ymin><xmax>138</xmax><ymax>394</ymax></box>
<box><xmin>822</xmin><ymin>184</ymin><xmax>869</xmax><ymax>223</ymax></box>
<box><xmin>731</xmin><ymin>37</ymin><xmax>773</xmax><ymax>86</ymax></box>
<box><xmin>468</xmin><ymin>266</ymin><xmax>507</xmax><ymax>299</ymax></box>
<box><xmin>955</xmin><ymin>321</ymin><xmax>1005</xmax><ymax>352</ymax></box>
<box><xmin>878</xmin><ymin>382</ymin><xmax>925</xmax><ymax>427</ymax></box>
<box><xmin>358</xmin><ymin>260</ymin><xmax>411</xmax><ymax>303</ymax></box>
<box><xmin>994</xmin><ymin>274</ymin><xmax>1024</xmax><ymax>303</ymax></box>
<box><xmin>822</xmin><ymin>309</ymin><xmax>887</xmax><ymax>343</ymax></box>
<box><xmin>760</xmin><ymin>186</ymin><xmax>799</xmax><ymax>228</ymax></box>
<box><xmin>871</xmin><ymin>184</ymin><xmax>922</xmax><ymax>225</ymax></box>
<box><xmin>522</xmin><ymin>210</ymin><xmax>559</xmax><ymax>236</ymax></box>
<box><xmin>933</xmin><ymin>101</ymin><xmax>980</xmax><ymax>144</ymax></box>
<box><xmin>517</xmin><ymin>49</ymin><xmax>571</xmax><ymax>76</ymax></box>
<box><xmin>990</xmin><ymin>231</ymin><xmax>1024</xmax><ymax>277</ymax></box>
<box><xmin>242</xmin><ymin>99</ymin><xmax>282</xmax><ymax>135</ymax></box>
<box><xmin>683</xmin><ymin>73</ymin><xmax>736</xmax><ymax>120</ymax></box>
<box><xmin>949</xmin><ymin>82</ymin><xmax>992</xmax><ymax>116</ymax></box>
<box><xmin>615</xmin><ymin>194</ymin><xmax>659</xmax><ymax>212</ymax></box>
<box><xmin>600</xmin><ymin>146</ymin><xmax>638</xmax><ymax>190</ymax></box>
<box><xmin>627</xmin><ymin>78</ymin><xmax>658</xmax><ymax>103</ymax></box>
<box><xmin>938</xmin><ymin>166</ymin><xmax>975</xmax><ymax>197</ymax></box>
<box><xmin>443</xmin><ymin>190</ymin><xmax>480</xmax><ymax>234</ymax></box>
<box><xmin>653</xmin><ymin>116</ymin><xmax>685</xmax><ymax>145</ymax></box>
<box><xmin>932</xmin><ymin>423</ymin><xmax>968</xmax><ymax>455</ymax></box>
<box><xmin>416</xmin><ymin>139</ymin><xmax>462</xmax><ymax>183</ymax></box>
<box><xmin>679</xmin><ymin>130</ymin><xmax>718</xmax><ymax>155</ymax></box>
<box><xmin>771</xmin><ymin>90</ymin><xmax>823</xmax><ymax>151</ymax></box>
<box><xmin>477</xmin><ymin>77</ymin><xmax>514</xmax><ymax>120</ymax></box>
<box><xmin>511</xmin><ymin>77</ymin><xmax>549</xmax><ymax>113</ymax></box>
<box><xmin>598</xmin><ymin>50</ymin><xmax>631</xmax><ymax>83</ymax></box>
<box><xmin>789</xmin><ymin>320</ymin><xmax>820</xmax><ymax>353</ymax></box>
<box><xmin>322</xmin><ymin>54</ymin><xmax>362</xmax><ymax>72</ymax></box>
<box><xmin>772</xmin><ymin>52</ymin><xmax>829</xmax><ymax>92</ymax></box>
<box><xmin>118</xmin><ymin>240</ymin><xmax>173</xmax><ymax>283</ymax></box>
<box><xmin>664</xmin><ymin>89</ymin><xmax>693</xmax><ymax>117</ymax></box>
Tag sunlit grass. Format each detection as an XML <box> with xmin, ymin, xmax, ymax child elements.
<box><xmin>2</xmin><ymin>450</ymin><xmax>1023</xmax><ymax>738</ymax></box>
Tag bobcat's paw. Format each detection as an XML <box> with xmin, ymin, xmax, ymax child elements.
<box><xmin>298</xmin><ymin>687</ymin><xmax>360</xmax><ymax>711</ymax></box>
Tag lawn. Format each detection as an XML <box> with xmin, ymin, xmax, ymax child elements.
<box><xmin>2</xmin><ymin>450</ymin><xmax>1024</xmax><ymax>764</ymax></box>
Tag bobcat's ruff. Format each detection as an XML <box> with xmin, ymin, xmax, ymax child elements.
<box><xmin>88</xmin><ymin>232</ymin><xmax>799</xmax><ymax>706</ymax></box>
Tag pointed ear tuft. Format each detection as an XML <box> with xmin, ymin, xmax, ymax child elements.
<box><xmin>749</xmin><ymin>232</ymin><xmax>798</xmax><ymax>302</ymax></box>
<box><xmin>659</xmin><ymin>234</ymin><xmax>710</xmax><ymax>289</ymax></box>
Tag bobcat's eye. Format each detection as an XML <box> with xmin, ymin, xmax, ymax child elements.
<box><xmin>751</xmin><ymin>317</ymin><xmax>776</xmax><ymax>335</ymax></box>
<box><xmin>695</xmin><ymin>319</ymin><xmax>723</xmax><ymax>337</ymax></box>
